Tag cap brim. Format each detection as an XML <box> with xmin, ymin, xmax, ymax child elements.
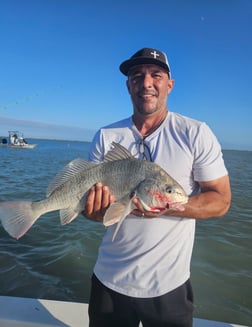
<box><xmin>119</xmin><ymin>57</ymin><xmax>170</xmax><ymax>76</ymax></box>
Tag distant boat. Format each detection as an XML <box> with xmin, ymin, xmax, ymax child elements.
<box><xmin>0</xmin><ymin>131</ymin><xmax>37</xmax><ymax>149</ymax></box>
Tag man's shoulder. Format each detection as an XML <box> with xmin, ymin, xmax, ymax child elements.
<box><xmin>101</xmin><ymin>117</ymin><xmax>132</xmax><ymax>130</ymax></box>
<box><xmin>169</xmin><ymin>111</ymin><xmax>203</xmax><ymax>128</ymax></box>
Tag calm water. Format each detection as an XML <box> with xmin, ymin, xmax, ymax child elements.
<box><xmin>0</xmin><ymin>140</ymin><xmax>251</xmax><ymax>326</ymax></box>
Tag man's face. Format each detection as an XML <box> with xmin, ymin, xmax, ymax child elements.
<box><xmin>127</xmin><ymin>64</ymin><xmax>174</xmax><ymax>116</ymax></box>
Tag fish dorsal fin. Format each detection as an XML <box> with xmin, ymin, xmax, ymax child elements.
<box><xmin>104</xmin><ymin>142</ymin><xmax>133</xmax><ymax>162</ymax></box>
<box><xmin>46</xmin><ymin>158</ymin><xmax>97</xmax><ymax>197</ymax></box>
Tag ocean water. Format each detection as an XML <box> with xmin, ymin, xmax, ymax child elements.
<box><xmin>0</xmin><ymin>139</ymin><xmax>251</xmax><ymax>326</ymax></box>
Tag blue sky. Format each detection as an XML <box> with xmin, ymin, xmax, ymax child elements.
<box><xmin>0</xmin><ymin>0</ymin><xmax>251</xmax><ymax>149</ymax></box>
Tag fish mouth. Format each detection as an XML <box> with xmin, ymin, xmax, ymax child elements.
<box><xmin>139</xmin><ymin>199</ymin><xmax>165</xmax><ymax>212</ymax></box>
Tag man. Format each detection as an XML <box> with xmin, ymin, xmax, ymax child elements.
<box><xmin>84</xmin><ymin>48</ymin><xmax>231</xmax><ymax>327</ymax></box>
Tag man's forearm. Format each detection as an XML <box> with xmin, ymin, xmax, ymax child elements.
<box><xmin>165</xmin><ymin>190</ymin><xmax>231</xmax><ymax>220</ymax></box>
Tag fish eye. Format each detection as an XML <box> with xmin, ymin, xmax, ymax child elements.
<box><xmin>166</xmin><ymin>186</ymin><xmax>174</xmax><ymax>194</ymax></box>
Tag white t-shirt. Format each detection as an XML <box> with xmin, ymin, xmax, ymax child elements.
<box><xmin>88</xmin><ymin>112</ymin><xmax>228</xmax><ymax>298</ymax></box>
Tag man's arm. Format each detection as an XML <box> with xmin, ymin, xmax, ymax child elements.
<box><xmin>165</xmin><ymin>175</ymin><xmax>231</xmax><ymax>219</ymax></box>
<box><xmin>132</xmin><ymin>175</ymin><xmax>231</xmax><ymax>219</ymax></box>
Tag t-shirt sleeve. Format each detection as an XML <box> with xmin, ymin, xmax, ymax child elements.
<box><xmin>88</xmin><ymin>130</ymin><xmax>104</xmax><ymax>163</ymax></box>
<box><xmin>192</xmin><ymin>123</ymin><xmax>228</xmax><ymax>182</ymax></box>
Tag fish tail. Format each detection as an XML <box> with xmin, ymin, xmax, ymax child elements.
<box><xmin>0</xmin><ymin>201</ymin><xmax>41</xmax><ymax>239</ymax></box>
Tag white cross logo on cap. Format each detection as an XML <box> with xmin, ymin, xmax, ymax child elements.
<box><xmin>150</xmin><ymin>51</ymin><xmax>159</xmax><ymax>59</ymax></box>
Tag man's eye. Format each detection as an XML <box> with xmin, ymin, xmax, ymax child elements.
<box><xmin>130</xmin><ymin>75</ymin><xmax>142</xmax><ymax>83</ymax></box>
<box><xmin>132</xmin><ymin>74</ymin><xmax>142</xmax><ymax>79</ymax></box>
<box><xmin>153</xmin><ymin>73</ymin><xmax>162</xmax><ymax>78</ymax></box>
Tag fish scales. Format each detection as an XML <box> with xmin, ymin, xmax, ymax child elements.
<box><xmin>46</xmin><ymin>158</ymin><xmax>144</xmax><ymax>207</ymax></box>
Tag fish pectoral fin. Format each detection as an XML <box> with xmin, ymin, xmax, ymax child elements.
<box><xmin>103</xmin><ymin>193</ymin><xmax>137</xmax><ymax>227</ymax></box>
<box><xmin>103</xmin><ymin>202</ymin><xmax>128</xmax><ymax>226</ymax></box>
<box><xmin>103</xmin><ymin>197</ymin><xmax>135</xmax><ymax>242</ymax></box>
<box><xmin>60</xmin><ymin>208</ymin><xmax>79</xmax><ymax>225</ymax></box>
<box><xmin>111</xmin><ymin>200</ymin><xmax>135</xmax><ymax>242</ymax></box>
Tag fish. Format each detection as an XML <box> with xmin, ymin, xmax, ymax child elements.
<box><xmin>0</xmin><ymin>142</ymin><xmax>188</xmax><ymax>241</ymax></box>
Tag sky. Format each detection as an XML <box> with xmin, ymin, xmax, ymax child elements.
<box><xmin>0</xmin><ymin>0</ymin><xmax>251</xmax><ymax>149</ymax></box>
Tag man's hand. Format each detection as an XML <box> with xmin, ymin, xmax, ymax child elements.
<box><xmin>84</xmin><ymin>183</ymin><xmax>115</xmax><ymax>222</ymax></box>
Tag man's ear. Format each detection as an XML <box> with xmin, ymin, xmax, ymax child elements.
<box><xmin>167</xmin><ymin>79</ymin><xmax>175</xmax><ymax>94</ymax></box>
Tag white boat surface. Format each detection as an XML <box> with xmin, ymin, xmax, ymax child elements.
<box><xmin>0</xmin><ymin>295</ymin><xmax>249</xmax><ymax>327</ymax></box>
<box><xmin>0</xmin><ymin>131</ymin><xmax>37</xmax><ymax>149</ymax></box>
<box><xmin>0</xmin><ymin>143</ymin><xmax>37</xmax><ymax>149</ymax></box>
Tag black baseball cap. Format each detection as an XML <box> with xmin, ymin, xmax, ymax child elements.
<box><xmin>119</xmin><ymin>47</ymin><xmax>171</xmax><ymax>77</ymax></box>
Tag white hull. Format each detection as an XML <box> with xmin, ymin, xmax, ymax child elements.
<box><xmin>1</xmin><ymin>131</ymin><xmax>37</xmax><ymax>149</ymax></box>
<box><xmin>0</xmin><ymin>296</ymin><xmax>248</xmax><ymax>327</ymax></box>
<box><xmin>0</xmin><ymin>143</ymin><xmax>37</xmax><ymax>149</ymax></box>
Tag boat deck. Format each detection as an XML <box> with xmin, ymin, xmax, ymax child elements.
<box><xmin>0</xmin><ymin>296</ymin><xmax>248</xmax><ymax>327</ymax></box>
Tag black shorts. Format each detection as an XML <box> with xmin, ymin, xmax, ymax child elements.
<box><xmin>88</xmin><ymin>274</ymin><xmax>194</xmax><ymax>327</ymax></box>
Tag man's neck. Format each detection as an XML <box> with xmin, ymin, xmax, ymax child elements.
<box><xmin>133</xmin><ymin>109</ymin><xmax>168</xmax><ymax>137</ymax></box>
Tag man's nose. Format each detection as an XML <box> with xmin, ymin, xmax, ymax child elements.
<box><xmin>142</xmin><ymin>74</ymin><xmax>153</xmax><ymax>88</ymax></box>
